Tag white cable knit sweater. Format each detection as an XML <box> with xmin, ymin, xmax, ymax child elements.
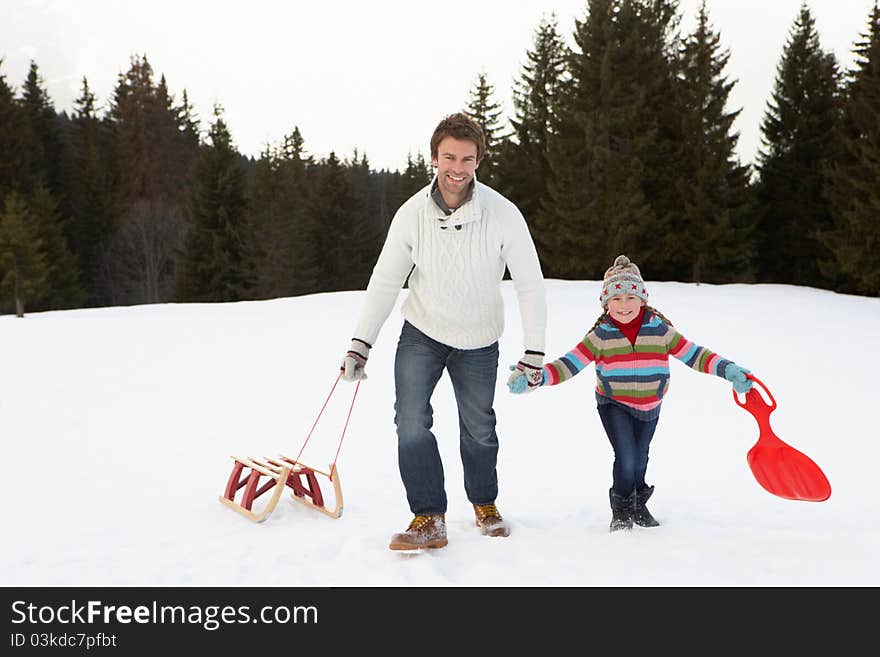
<box><xmin>353</xmin><ymin>177</ymin><xmax>547</xmax><ymax>352</ymax></box>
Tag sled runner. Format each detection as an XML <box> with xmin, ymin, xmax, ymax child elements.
<box><xmin>734</xmin><ymin>374</ymin><xmax>831</xmax><ymax>502</ymax></box>
<box><xmin>219</xmin><ymin>373</ymin><xmax>360</xmax><ymax>522</ymax></box>
<box><xmin>219</xmin><ymin>456</ymin><xmax>344</xmax><ymax>522</ymax></box>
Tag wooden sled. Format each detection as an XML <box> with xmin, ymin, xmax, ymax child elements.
<box><xmin>219</xmin><ymin>373</ymin><xmax>358</xmax><ymax>524</ymax></box>
<box><xmin>218</xmin><ymin>455</ymin><xmax>343</xmax><ymax>523</ymax></box>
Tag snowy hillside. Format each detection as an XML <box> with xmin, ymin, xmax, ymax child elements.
<box><xmin>1</xmin><ymin>279</ymin><xmax>876</xmax><ymax>586</ymax></box>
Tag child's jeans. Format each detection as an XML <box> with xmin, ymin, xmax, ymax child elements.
<box><xmin>597</xmin><ymin>402</ymin><xmax>659</xmax><ymax>496</ymax></box>
<box><xmin>393</xmin><ymin>321</ymin><xmax>500</xmax><ymax>516</ymax></box>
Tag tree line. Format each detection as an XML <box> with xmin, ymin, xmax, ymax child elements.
<box><xmin>1</xmin><ymin>0</ymin><xmax>878</xmax><ymax>317</ymax></box>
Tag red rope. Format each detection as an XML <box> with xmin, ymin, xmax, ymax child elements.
<box><xmin>330</xmin><ymin>378</ymin><xmax>361</xmax><ymax>476</ymax></box>
<box><xmin>293</xmin><ymin>371</ymin><xmax>360</xmax><ymax>475</ymax></box>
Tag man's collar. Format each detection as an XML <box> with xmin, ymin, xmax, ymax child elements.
<box><xmin>430</xmin><ymin>177</ymin><xmax>475</xmax><ymax>216</ymax></box>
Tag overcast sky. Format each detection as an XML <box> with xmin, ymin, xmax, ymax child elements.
<box><xmin>1</xmin><ymin>1</ymin><xmax>876</xmax><ymax>172</ymax></box>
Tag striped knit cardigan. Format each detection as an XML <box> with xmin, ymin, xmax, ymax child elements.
<box><xmin>541</xmin><ymin>310</ymin><xmax>736</xmax><ymax>420</ymax></box>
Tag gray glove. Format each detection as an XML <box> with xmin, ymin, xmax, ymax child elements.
<box><xmin>340</xmin><ymin>338</ymin><xmax>371</xmax><ymax>381</ymax></box>
<box><xmin>506</xmin><ymin>350</ymin><xmax>544</xmax><ymax>394</ymax></box>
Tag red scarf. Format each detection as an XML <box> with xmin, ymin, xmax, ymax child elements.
<box><xmin>609</xmin><ymin>306</ymin><xmax>646</xmax><ymax>347</ymax></box>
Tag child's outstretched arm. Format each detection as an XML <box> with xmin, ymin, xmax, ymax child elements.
<box><xmin>536</xmin><ymin>333</ymin><xmax>599</xmax><ymax>388</ymax></box>
<box><xmin>508</xmin><ymin>333</ymin><xmax>598</xmax><ymax>394</ymax></box>
<box><xmin>666</xmin><ymin>328</ymin><xmax>753</xmax><ymax>393</ymax></box>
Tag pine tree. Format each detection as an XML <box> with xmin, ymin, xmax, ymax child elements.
<box><xmin>626</xmin><ymin>0</ymin><xmax>691</xmax><ymax>281</ymax></box>
<box><xmin>177</xmin><ymin>89</ymin><xmax>201</xmax><ymax>153</ymax></box>
<box><xmin>405</xmin><ymin>152</ymin><xmax>432</xmax><ymax>187</ymax></box>
<box><xmin>0</xmin><ymin>192</ymin><xmax>49</xmax><ymax>316</ymax></box>
<box><xmin>105</xmin><ymin>54</ymin><xmax>198</xmax><ymax>304</ymax></box>
<box><xmin>821</xmin><ymin>2</ymin><xmax>880</xmax><ymax>295</ymax></box>
<box><xmin>63</xmin><ymin>77</ymin><xmax>118</xmax><ymax>306</ymax></box>
<box><xmin>495</xmin><ymin>13</ymin><xmax>568</xmax><ymax>238</ymax></box>
<box><xmin>754</xmin><ymin>3</ymin><xmax>841</xmax><ymax>287</ymax></box>
<box><xmin>109</xmin><ymin>56</ymin><xmax>182</xmax><ymax>202</ymax></box>
<box><xmin>26</xmin><ymin>183</ymin><xmax>85</xmax><ymax>310</ymax></box>
<box><xmin>17</xmin><ymin>63</ymin><xmax>94</xmax><ymax>310</ymax></box>
<box><xmin>345</xmin><ymin>149</ymin><xmax>386</xmax><ymax>290</ymax></box>
<box><xmin>18</xmin><ymin>61</ymin><xmax>65</xmax><ymax>198</ymax></box>
<box><xmin>307</xmin><ymin>151</ymin><xmax>367</xmax><ymax>292</ymax></box>
<box><xmin>154</xmin><ymin>74</ymin><xmax>193</xmax><ymax>199</ymax></box>
<box><xmin>674</xmin><ymin>0</ymin><xmax>755</xmax><ymax>283</ymax></box>
<box><xmin>465</xmin><ymin>72</ymin><xmax>506</xmax><ymax>188</ymax></box>
<box><xmin>247</xmin><ymin>148</ymin><xmax>283</xmax><ymax>298</ymax></box>
<box><xmin>390</xmin><ymin>152</ymin><xmax>432</xmax><ymax>214</ymax></box>
<box><xmin>541</xmin><ymin>0</ymin><xmax>663</xmax><ymax>279</ymax></box>
<box><xmin>176</xmin><ymin>104</ymin><xmax>254</xmax><ymax>302</ymax></box>
<box><xmin>0</xmin><ymin>59</ymin><xmax>27</xmax><ymax>201</ymax></box>
<box><xmin>278</xmin><ymin>129</ymin><xmax>320</xmax><ymax>296</ymax></box>
<box><xmin>248</xmin><ymin>127</ymin><xmax>319</xmax><ymax>298</ymax></box>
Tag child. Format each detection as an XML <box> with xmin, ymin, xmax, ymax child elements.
<box><xmin>507</xmin><ymin>255</ymin><xmax>754</xmax><ymax>531</ymax></box>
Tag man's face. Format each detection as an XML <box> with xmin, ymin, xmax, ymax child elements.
<box><xmin>431</xmin><ymin>136</ymin><xmax>480</xmax><ymax>203</ymax></box>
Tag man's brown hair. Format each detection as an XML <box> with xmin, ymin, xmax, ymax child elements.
<box><xmin>430</xmin><ymin>112</ymin><xmax>487</xmax><ymax>162</ymax></box>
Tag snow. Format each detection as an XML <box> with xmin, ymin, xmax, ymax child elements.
<box><xmin>1</xmin><ymin>279</ymin><xmax>877</xmax><ymax>587</ymax></box>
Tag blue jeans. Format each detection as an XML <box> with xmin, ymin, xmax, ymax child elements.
<box><xmin>597</xmin><ymin>402</ymin><xmax>659</xmax><ymax>496</ymax></box>
<box><xmin>393</xmin><ymin>321</ymin><xmax>500</xmax><ymax>515</ymax></box>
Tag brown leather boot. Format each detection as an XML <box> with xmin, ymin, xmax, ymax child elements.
<box><xmin>388</xmin><ymin>514</ymin><xmax>448</xmax><ymax>550</ymax></box>
<box><xmin>473</xmin><ymin>503</ymin><xmax>510</xmax><ymax>537</ymax></box>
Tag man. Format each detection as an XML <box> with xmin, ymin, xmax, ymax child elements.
<box><xmin>340</xmin><ymin>112</ymin><xmax>546</xmax><ymax>551</ymax></box>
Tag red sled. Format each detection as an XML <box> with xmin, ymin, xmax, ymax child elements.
<box><xmin>734</xmin><ymin>374</ymin><xmax>831</xmax><ymax>502</ymax></box>
<box><xmin>219</xmin><ymin>456</ymin><xmax>343</xmax><ymax>523</ymax></box>
<box><xmin>219</xmin><ymin>373</ymin><xmax>359</xmax><ymax>523</ymax></box>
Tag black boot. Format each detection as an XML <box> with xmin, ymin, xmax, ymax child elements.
<box><xmin>609</xmin><ymin>488</ymin><xmax>635</xmax><ymax>532</ymax></box>
<box><xmin>633</xmin><ymin>485</ymin><xmax>660</xmax><ymax>527</ymax></box>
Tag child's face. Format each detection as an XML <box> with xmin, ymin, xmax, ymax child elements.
<box><xmin>606</xmin><ymin>294</ymin><xmax>644</xmax><ymax>324</ymax></box>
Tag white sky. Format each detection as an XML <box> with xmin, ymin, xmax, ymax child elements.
<box><xmin>1</xmin><ymin>279</ymin><xmax>876</xmax><ymax>585</ymax></box>
<box><xmin>1</xmin><ymin>0</ymin><xmax>876</xmax><ymax>171</ymax></box>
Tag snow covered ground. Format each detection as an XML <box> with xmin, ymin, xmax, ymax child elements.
<box><xmin>1</xmin><ymin>279</ymin><xmax>876</xmax><ymax>587</ymax></box>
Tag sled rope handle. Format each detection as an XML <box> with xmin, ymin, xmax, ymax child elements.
<box><xmin>292</xmin><ymin>371</ymin><xmax>361</xmax><ymax>474</ymax></box>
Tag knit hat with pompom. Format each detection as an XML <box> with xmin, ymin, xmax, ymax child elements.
<box><xmin>599</xmin><ymin>255</ymin><xmax>649</xmax><ymax>308</ymax></box>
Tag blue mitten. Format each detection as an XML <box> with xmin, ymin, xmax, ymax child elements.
<box><xmin>507</xmin><ymin>352</ymin><xmax>545</xmax><ymax>395</ymax></box>
<box><xmin>507</xmin><ymin>366</ymin><xmax>529</xmax><ymax>394</ymax></box>
<box><xmin>724</xmin><ymin>363</ymin><xmax>753</xmax><ymax>394</ymax></box>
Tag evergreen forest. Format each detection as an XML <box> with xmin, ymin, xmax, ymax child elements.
<box><xmin>2</xmin><ymin>0</ymin><xmax>878</xmax><ymax>317</ymax></box>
